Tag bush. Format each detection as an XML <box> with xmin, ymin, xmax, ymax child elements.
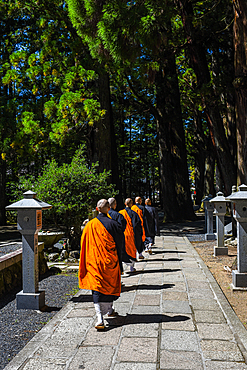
<box><xmin>14</xmin><ymin>148</ymin><xmax>117</xmax><ymax>248</ymax></box>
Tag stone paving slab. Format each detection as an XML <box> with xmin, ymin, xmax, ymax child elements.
<box><xmin>160</xmin><ymin>350</ymin><xmax>204</xmax><ymax>370</ymax></box>
<box><xmin>4</xmin><ymin>235</ymin><xmax>247</xmax><ymax>370</ymax></box>
<box><xmin>161</xmin><ymin>313</ymin><xmax>195</xmax><ymax>331</ymax></box>
<box><xmin>161</xmin><ymin>330</ymin><xmax>200</xmax><ymax>352</ymax></box>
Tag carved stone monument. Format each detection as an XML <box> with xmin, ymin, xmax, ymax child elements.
<box><xmin>6</xmin><ymin>191</ymin><xmax>52</xmax><ymax>309</ymax></box>
<box><xmin>203</xmin><ymin>195</ymin><xmax>215</xmax><ymax>240</ymax></box>
<box><xmin>210</xmin><ymin>192</ymin><xmax>228</xmax><ymax>256</ymax></box>
<box><xmin>227</xmin><ymin>184</ymin><xmax>247</xmax><ymax>289</ymax></box>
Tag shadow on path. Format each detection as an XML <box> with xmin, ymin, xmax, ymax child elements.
<box><xmin>125</xmin><ymin>269</ymin><xmax>181</xmax><ymax>276</ymax></box>
<box><xmin>105</xmin><ymin>313</ymin><xmax>190</xmax><ymax>330</ymax></box>
<box><xmin>122</xmin><ymin>283</ymin><xmax>175</xmax><ymax>292</ymax></box>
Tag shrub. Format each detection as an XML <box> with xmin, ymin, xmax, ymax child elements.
<box><xmin>14</xmin><ymin>148</ymin><xmax>117</xmax><ymax>248</ymax></box>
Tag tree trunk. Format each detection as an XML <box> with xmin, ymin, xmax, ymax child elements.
<box><xmin>204</xmin><ymin>138</ymin><xmax>216</xmax><ymax>197</ymax></box>
<box><xmin>233</xmin><ymin>0</ymin><xmax>247</xmax><ymax>185</ymax></box>
<box><xmin>155</xmin><ymin>56</ymin><xmax>195</xmax><ymax>221</ymax></box>
<box><xmin>0</xmin><ymin>159</ymin><xmax>6</xmax><ymax>225</ymax></box>
<box><xmin>95</xmin><ymin>71</ymin><xmax>123</xmax><ymax>205</ymax></box>
<box><xmin>193</xmin><ymin>110</ymin><xmax>206</xmax><ymax>205</ymax></box>
<box><xmin>177</xmin><ymin>0</ymin><xmax>237</xmax><ymax>195</ymax></box>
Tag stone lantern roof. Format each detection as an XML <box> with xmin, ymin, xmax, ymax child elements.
<box><xmin>210</xmin><ymin>191</ymin><xmax>226</xmax><ymax>203</ymax></box>
<box><xmin>6</xmin><ymin>190</ymin><xmax>52</xmax><ymax>210</ymax></box>
<box><xmin>226</xmin><ymin>185</ymin><xmax>247</xmax><ymax>201</ymax></box>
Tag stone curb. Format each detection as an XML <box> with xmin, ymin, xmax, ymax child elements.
<box><xmin>184</xmin><ymin>236</ymin><xmax>247</xmax><ymax>362</ymax></box>
<box><xmin>3</xmin><ymin>289</ymin><xmax>92</xmax><ymax>370</ymax></box>
<box><xmin>3</xmin><ymin>236</ymin><xmax>247</xmax><ymax>369</ymax></box>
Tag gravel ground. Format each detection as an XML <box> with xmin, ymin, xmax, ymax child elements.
<box><xmin>185</xmin><ymin>233</ymin><xmax>205</xmax><ymax>242</ymax></box>
<box><xmin>0</xmin><ymin>271</ymin><xmax>80</xmax><ymax>370</ymax></box>
<box><xmin>0</xmin><ymin>243</ymin><xmax>22</xmax><ymax>257</ymax></box>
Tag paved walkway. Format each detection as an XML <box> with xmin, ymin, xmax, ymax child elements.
<box><xmin>4</xmin><ymin>236</ymin><xmax>247</xmax><ymax>370</ymax></box>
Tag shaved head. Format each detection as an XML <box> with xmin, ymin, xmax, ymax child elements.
<box><xmin>96</xmin><ymin>199</ymin><xmax>110</xmax><ymax>214</ymax></box>
<box><xmin>108</xmin><ymin>197</ymin><xmax>116</xmax><ymax>208</ymax></box>
<box><xmin>135</xmin><ymin>196</ymin><xmax>142</xmax><ymax>204</ymax></box>
<box><xmin>145</xmin><ymin>198</ymin><xmax>151</xmax><ymax>205</ymax></box>
<box><xmin>125</xmin><ymin>198</ymin><xmax>133</xmax><ymax>207</ymax></box>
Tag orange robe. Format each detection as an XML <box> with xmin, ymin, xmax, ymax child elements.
<box><xmin>119</xmin><ymin>209</ymin><xmax>136</xmax><ymax>260</ymax></box>
<box><xmin>132</xmin><ymin>204</ymin><xmax>146</xmax><ymax>242</ymax></box>
<box><xmin>79</xmin><ymin>217</ymin><xmax>121</xmax><ymax>296</ymax></box>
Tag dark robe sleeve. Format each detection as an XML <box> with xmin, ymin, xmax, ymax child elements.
<box><xmin>155</xmin><ymin>208</ymin><xmax>160</xmax><ymax>236</ymax></box>
<box><xmin>129</xmin><ymin>209</ymin><xmax>143</xmax><ymax>253</ymax></box>
<box><xmin>97</xmin><ymin>214</ymin><xmax>123</xmax><ymax>271</ymax></box>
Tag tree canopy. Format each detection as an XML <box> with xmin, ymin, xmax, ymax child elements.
<box><xmin>1</xmin><ymin>0</ymin><xmax>246</xmax><ymax>227</ymax></box>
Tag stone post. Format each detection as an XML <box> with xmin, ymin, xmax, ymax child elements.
<box><xmin>210</xmin><ymin>192</ymin><xmax>228</xmax><ymax>256</ymax></box>
<box><xmin>226</xmin><ymin>184</ymin><xmax>247</xmax><ymax>289</ymax></box>
<box><xmin>6</xmin><ymin>191</ymin><xmax>52</xmax><ymax>309</ymax></box>
<box><xmin>231</xmin><ymin>185</ymin><xmax>237</xmax><ymax>237</ymax></box>
<box><xmin>203</xmin><ymin>195</ymin><xmax>215</xmax><ymax>240</ymax></box>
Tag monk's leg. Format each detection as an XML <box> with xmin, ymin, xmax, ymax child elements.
<box><xmin>94</xmin><ymin>303</ymin><xmax>104</xmax><ymax>328</ymax></box>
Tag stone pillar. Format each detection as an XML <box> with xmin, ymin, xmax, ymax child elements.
<box><xmin>227</xmin><ymin>184</ymin><xmax>247</xmax><ymax>289</ymax></box>
<box><xmin>203</xmin><ymin>195</ymin><xmax>216</xmax><ymax>240</ymax></box>
<box><xmin>231</xmin><ymin>185</ymin><xmax>237</xmax><ymax>237</ymax></box>
<box><xmin>6</xmin><ymin>191</ymin><xmax>52</xmax><ymax>309</ymax></box>
<box><xmin>210</xmin><ymin>192</ymin><xmax>228</xmax><ymax>256</ymax></box>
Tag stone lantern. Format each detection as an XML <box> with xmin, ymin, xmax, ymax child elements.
<box><xmin>6</xmin><ymin>190</ymin><xmax>52</xmax><ymax>310</ymax></box>
<box><xmin>203</xmin><ymin>195</ymin><xmax>215</xmax><ymax>240</ymax></box>
<box><xmin>210</xmin><ymin>191</ymin><xmax>228</xmax><ymax>256</ymax></box>
<box><xmin>226</xmin><ymin>184</ymin><xmax>247</xmax><ymax>288</ymax></box>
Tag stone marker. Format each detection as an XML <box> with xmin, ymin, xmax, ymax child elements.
<box><xmin>210</xmin><ymin>192</ymin><xmax>228</xmax><ymax>256</ymax></box>
<box><xmin>227</xmin><ymin>184</ymin><xmax>247</xmax><ymax>289</ymax></box>
<box><xmin>203</xmin><ymin>195</ymin><xmax>216</xmax><ymax>241</ymax></box>
<box><xmin>6</xmin><ymin>190</ymin><xmax>52</xmax><ymax>309</ymax></box>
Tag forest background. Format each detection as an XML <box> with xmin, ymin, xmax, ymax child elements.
<box><xmin>1</xmin><ymin>0</ymin><xmax>247</xmax><ymax>240</ymax></box>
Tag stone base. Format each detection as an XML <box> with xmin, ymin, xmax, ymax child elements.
<box><xmin>214</xmin><ymin>246</ymin><xmax>228</xmax><ymax>256</ymax></box>
<box><xmin>205</xmin><ymin>233</ymin><xmax>216</xmax><ymax>241</ymax></box>
<box><xmin>16</xmin><ymin>290</ymin><xmax>45</xmax><ymax>310</ymax></box>
<box><xmin>232</xmin><ymin>270</ymin><xmax>247</xmax><ymax>289</ymax></box>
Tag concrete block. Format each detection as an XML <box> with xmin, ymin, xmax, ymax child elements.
<box><xmin>232</xmin><ymin>270</ymin><xmax>247</xmax><ymax>288</ymax></box>
<box><xmin>214</xmin><ymin>246</ymin><xmax>228</xmax><ymax>256</ymax></box>
<box><xmin>205</xmin><ymin>233</ymin><xmax>216</xmax><ymax>241</ymax></box>
<box><xmin>16</xmin><ymin>290</ymin><xmax>45</xmax><ymax>310</ymax></box>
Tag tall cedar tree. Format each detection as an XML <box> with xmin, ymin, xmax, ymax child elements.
<box><xmin>67</xmin><ymin>0</ymin><xmax>195</xmax><ymax>221</ymax></box>
<box><xmin>233</xmin><ymin>0</ymin><xmax>247</xmax><ymax>185</ymax></box>
<box><xmin>176</xmin><ymin>0</ymin><xmax>237</xmax><ymax>195</ymax></box>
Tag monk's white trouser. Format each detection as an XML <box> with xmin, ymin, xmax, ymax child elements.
<box><xmin>125</xmin><ymin>259</ymin><xmax>135</xmax><ymax>271</ymax></box>
<box><xmin>94</xmin><ymin>302</ymin><xmax>113</xmax><ymax>325</ymax></box>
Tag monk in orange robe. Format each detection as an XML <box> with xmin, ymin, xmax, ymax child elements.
<box><xmin>119</xmin><ymin>198</ymin><xmax>142</xmax><ymax>272</ymax></box>
<box><xmin>79</xmin><ymin>199</ymin><xmax>122</xmax><ymax>330</ymax></box>
<box><xmin>131</xmin><ymin>196</ymin><xmax>147</xmax><ymax>257</ymax></box>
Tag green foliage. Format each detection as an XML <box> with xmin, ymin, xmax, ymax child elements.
<box><xmin>15</xmin><ymin>147</ymin><xmax>117</xmax><ymax>243</ymax></box>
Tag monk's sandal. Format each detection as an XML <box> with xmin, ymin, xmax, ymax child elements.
<box><xmin>107</xmin><ymin>309</ymin><xmax>118</xmax><ymax>317</ymax></box>
<box><xmin>95</xmin><ymin>323</ymin><xmax>105</xmax><ymax>330</ymax></box>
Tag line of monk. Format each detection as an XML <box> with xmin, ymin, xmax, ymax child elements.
<box><xmin>78</xmin><ymin>196</ymin><xmax>160</xmax><ymax>330</ymax></box>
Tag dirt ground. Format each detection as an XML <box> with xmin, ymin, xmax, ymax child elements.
<box><xmin>192</xmin><ymin>240</ymin><xmax>247</xmax><ymax>330</ymax></box>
